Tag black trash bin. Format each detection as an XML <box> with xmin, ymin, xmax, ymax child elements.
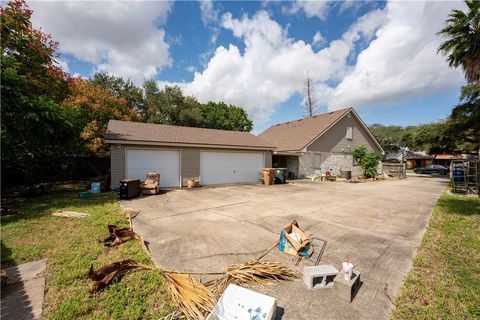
<box><xmin>120</xmin><ymin>179</ymin><xmax>141</xmax><ymax>199</ymax></box>
<box><xmin>274</xmin><ymin>168</ymin><xmax>288</xmax><ymax>184</ymax></box>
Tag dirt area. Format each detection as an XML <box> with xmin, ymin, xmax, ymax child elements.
<box><xmin>121</xmin><ymin>174</ymin><xmax>448</xmax><ymax>319</ymax></box>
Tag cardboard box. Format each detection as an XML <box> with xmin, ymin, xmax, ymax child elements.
<box><xmin>278</xmin><ymin>220</ymin><xmax>313</xmax><ymax>257</ymax></box>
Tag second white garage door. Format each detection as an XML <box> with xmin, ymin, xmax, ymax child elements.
<box><xmin>126</xmin><ymin>149</ymin><xmax>180</xmax><ymax>187</ymax></box>
<box><xmin>200</xmin><ymin>152</ymin><xmax>264</xmax><ymax>185</ymax></box>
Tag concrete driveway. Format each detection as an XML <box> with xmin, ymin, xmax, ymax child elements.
<box><xmin>121</xmin><ymin>174</ymin><xmax>448</xmax><ymax>319</ymax></box>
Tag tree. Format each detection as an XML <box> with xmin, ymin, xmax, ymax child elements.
<box><xmin>352</xmin><ymin>145</ymin><xmax>381</xmax><ymax>178</ymax></box>
<box><xmin>302</xmin><ymin>74</ymin><xmax>319</xmax><ymax>117</ymax></box>
<box><xmin>200</xmin><ymin>102</ymin><xmax>253</xmax><ymax>132</ymax></box>
<box><xmin>438</xmin><ymin>0</ymin><xmax>480</xmax><ymax>83</ymax></box>
<box><xmin>91</xmin><ymin>72</ymin><xmax>145</xmax><ymax>115</ymax></box>
<box><xmin>61</xmin><ymin>78</ymin><xmax>141</xmax><ymax>155</ymax></box>
<box><xmin>449</xmin><ymin>83</ymin><xmax>480</xmax><ymax>153</ymax></box>
<box><xmin>1</xmin><ymin>0</ymin><xmax>75</xmax><ymax>186</ymax></box>
<box><xmin>368</xmin><ymin>124</ymin><xmax>404</xmax><ymax>153</ymax></box>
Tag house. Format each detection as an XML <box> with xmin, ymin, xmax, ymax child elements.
<box><xmin>259</xmin><ymin>107</ymin><xmax>383</xmax><ymax>178</ymax></box>
<box><xmin>105</xmin><ymin>120</ymin><xmax>274</xmax><ymax>188</ymax></box>
<box><xmin>404</xmin><ymin>151</ymin><xmax>433</xmax><ymax>169</ymax></box>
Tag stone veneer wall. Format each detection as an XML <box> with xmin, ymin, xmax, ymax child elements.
<box><xmin>298</xmin><ymin>151</ymin><xmax>362</xmax><ymax>178</ymax></box>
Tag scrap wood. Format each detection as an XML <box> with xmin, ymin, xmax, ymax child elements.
<box><xmin>103</xmin><ymin>224</ymin><xmax>143</xmax><ymax>247</ymax></box>
<box><xmin>52</xmin><ymin>210</ymin><xmax>90</xmax><ymax>218</ymax></box>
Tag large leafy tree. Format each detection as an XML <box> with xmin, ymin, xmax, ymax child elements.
<box><xmin>449</xmin><ymin>83</ymin><xmax>480</xmax><ymax>153</ymax></box>
<box><xmin>200</xmin><ymin>102</ymin><xmax>253</xmax><ymax>132</ymax></box>
<box><xmin>1</xmin><ymin>0</ymin><xmax>75</xmax><ymax>185</ymax></box>
<box><xmin>368</xmin><ymin>124</ymin><xmax>404</xmax><ymax>153</ymax></box>
<box><xmin>62</xmin><ymin>78</ymin><xmax>141</xmax><ymax>155</ymax></box>
<box><xmin>91</xmin><ymin>72</ymin><xmax>145</xmax><ymax>115</ymax></box>
<box><xmin>438</xmin><ymin>0</ymin><xmax>480</xmax><ymax>83</ymax></box>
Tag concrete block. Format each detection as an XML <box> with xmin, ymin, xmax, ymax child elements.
<box><xmin>303</xmin><ymin>265</ymin><xmax>338</xmax><ymax>290</ymax></box>
<box><xmin>333</xmin><ymin>272</ymin><xmax>361</xmax><ymax>302</ymax></box>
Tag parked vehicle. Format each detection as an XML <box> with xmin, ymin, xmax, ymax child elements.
<box><xmin>414</xmin><ymin>164</ymin><xmax>449</xmax><ymax>175</ymax></box>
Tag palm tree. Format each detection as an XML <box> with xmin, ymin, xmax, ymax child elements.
<box><xmin>438</xmin><ymin>0</ymin><xmax>480</xmax><ymax>83</ymax></box>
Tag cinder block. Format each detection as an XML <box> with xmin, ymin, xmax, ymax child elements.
<box><xmin>303</xmin><ymin>265</ymin><xmax>338</xmax><ymax>290</ymax></box>
<box><xmin>333</xmin><ymin>272</ymin><xmax>361</xmax><ymax>302</ymax></box>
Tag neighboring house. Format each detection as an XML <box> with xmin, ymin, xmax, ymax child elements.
<box><xmin>404</xmin><ymin>151</ymin><xmax>434</xmax><ymax>169</ymax></box>
<box><xmin>105</xmin><ymin>120</ymin><xmax>274</xmax><ymax>189</ymax></box>
<box><xmin>259</xmin><ymin>108</ymin><xmax>384</xmax><ymax>178</ymax></box>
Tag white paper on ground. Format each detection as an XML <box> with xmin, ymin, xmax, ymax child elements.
<box><xmin>207</xmin><ymin>284</ymin><xmax>276</xmax><ymax>320</ymax></box>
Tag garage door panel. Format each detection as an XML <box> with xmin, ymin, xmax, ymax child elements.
<box><xmin>126</xmin><ymin>149</ymin><xmax>180</xmax><ymax>187</ymax></box>
<box><xmin>201</xmin><ymin>152</ymin><xmax>263</xmax><ymax>185</ymax></box>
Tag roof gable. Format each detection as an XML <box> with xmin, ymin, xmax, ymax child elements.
<box><xmin>259</xmin><ymin>107</ymin><xmax>383</xmax><ymax>153</ymax></box>
<box><xmin>258</xmin><ymin>108</ymin><xmax>352</xmax><ymax>151</ymax></box>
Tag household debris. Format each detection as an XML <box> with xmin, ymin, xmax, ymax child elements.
<box><xmin>52</xmin><ymin>210</ymin><xmax>90</xmax><ymax>218</ymax></box>
<box><xmin>341</xmin><ymin>256</ymin><xmax>354</xmax><ymax>281</ymax></box>
<box><xmin>207</xmin><ymin>284</ymin><xmax>277</xmax><ymax>320</ymax></box>
<box><xmin>120</xmin><ymin>179</ymin><xmax>141</xmax><ymax>199</ymax></box>
<box><xmin>187</xmin><ymin>179</ymin><xmax>200</xmax><ymax>188</ymax></box>
<box><xmin>303</xmin><ymin>265</ymin><xmax>338</xmax><ymax>290</ymax></box>
<box><xmin>102</xmin><ymin>224</ymin><xmax>142</xmax><ymax>247</ymax></box>
<box><xmin>141</xmin><ymin>172</ymin><xmax>160</xmax><ymax>195</ymax></box>
<box><xmin>278</xmin><ymin>220</ymin><xmax>313</xmax><ymax>258</ymax></box>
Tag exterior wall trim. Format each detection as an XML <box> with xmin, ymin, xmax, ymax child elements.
<box><xmin>105</xmin><ymin>139</ymin><xmax>275</xmax><ymax>151</ymax></box>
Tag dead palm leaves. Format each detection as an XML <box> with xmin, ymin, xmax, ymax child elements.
<box><xmin>88</xmin><ymin>259</ymin><xmax>144</xmax><ymax>293</ymax></box>
<box><xmin>103</xmin><ymin>224</ymin><xmax>142</xmax><ymax>247</ymax></box>
<box><xmin>206</xmin><ymin>260</ymin><xmax>299</xmax><ymax>300</ymax></box>
<box><xmin>163</xmin><ymin>272</ymin><xmax>215</xmax><ymax>319</ymax></box>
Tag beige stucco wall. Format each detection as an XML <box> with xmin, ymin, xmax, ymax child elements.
<box><xmin>307</xmin><ymin>113</ymin><xmax>381</xmax><ymax>153</ymax></box>
<box><xmin>110</xmin><ymin>144</ymin><xmax>272</xmax><ymax>189</ymax></box>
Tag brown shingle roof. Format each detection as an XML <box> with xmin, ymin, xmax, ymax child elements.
<box><xmin>258</xmin><ymin>108</ymin><xmax>352</xmax><ymax>151</ymax></box>
<box><xmin>105</xmin><ymin>120</ymin><xmax>274</xmax><ymax>150</ymax></box>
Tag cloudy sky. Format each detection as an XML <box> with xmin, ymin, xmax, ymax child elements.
<box><xmin>29</xmin><ymin>0</ymin><xmax>466</xmax><ymax>132</ymax></box>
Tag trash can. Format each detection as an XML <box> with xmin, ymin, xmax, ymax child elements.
<box><xmin>452</xmin><ymin>169</ymin><xmax>465</xmax><ymax>183</ymax></box>
<box><xmin>340</xmin><ymin>170</ymin><xmax>352</xmax><ymax>180</ymax></box>
<box><xmin>274</xmin><ymin>168</ymin><xmax>288</xmax><ymax>184</ymax></box>
<box><xmin>120</xmin><ymin>179</ymin><xmax>141</xmax><ymax>199</ymax></box>
<box><xmin>262</xmin><ymin>168</ymin><xmax>275</xmax><ymax>185</ymax></box>
<box><xmin>91</xmin><ymin>182</ymin><xmax>102</xmax><ymax>193</ymax></box>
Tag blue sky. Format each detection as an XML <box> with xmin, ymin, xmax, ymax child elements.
<box><xmin>29</xmin><ymin>0</ymin><xmax>466</xmax><ymax>132</ymax></box>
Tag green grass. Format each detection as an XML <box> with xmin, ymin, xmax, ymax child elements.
<box><xmin>390</xmin><ymin>193</ymin><xmax>480</xmax><ymax>320</ymax></box>
<box><xmin>1</xmin><ymin>184</ymin><xmax>175</xmax><ymax>319</ymax></box>
<box><xmin>406</xmin><ymin>169</ymin><xmax>415</xmax><ymax>173</ymax></box>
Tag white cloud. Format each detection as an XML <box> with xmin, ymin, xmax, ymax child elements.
<box><xmin>326</xmin><ymin>1</ymin><xmax>465</xmax><ymax>110</ymax></box>
<box><xmin>179</xmin><ymin>10</ymin><xmax>380</xmax><ymax>124</ymax></box>
<box><xmin>283</xmin><ymin>1</ymin><xmax>330</xmax><ymax>20</ymax></box>
<box><xmin>199</xmin><ymin>0</ymin><xmax>218</xmax><ymax>25</ymax></box>
<box><xmin>30</xmin><ymin>1</ymin><xmax>173</xmax><ymax>83</ymax></box>
<box><xmin>312</xmin><ymin>31</ymin><xmax>324</xmax><ymax>47</ymax></box>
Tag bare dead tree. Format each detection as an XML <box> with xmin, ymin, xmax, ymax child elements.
<box><xmin>302</xmin><ymin>74</ymin><xmax>319</xmax><ymax>117</ymax></box>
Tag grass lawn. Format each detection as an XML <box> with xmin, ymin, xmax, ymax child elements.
<box><xmin>390</xmin><ymin>192</ymin><xmax>480</xmax><ymax>319</ymax></box>
<box><xmin>406</xmin><ymin>169</ymin><xmax>415</xmax><ymax>174</ymax></box>
<box><xmin>1</xmin><ymin>184</ymin><xmax>175</xmax><ymax>319</ymax></box>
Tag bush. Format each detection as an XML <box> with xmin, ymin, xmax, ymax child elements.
<box><xmin>353</xmin><ymin>145</ymin><xmax>381</xmax><ymax>178</ymax></box>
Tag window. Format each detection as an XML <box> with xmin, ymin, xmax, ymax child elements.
<box><xmin>346</xmin><ymin>127</ymin><xmax>353</xmax><ymax>140</ymax></box>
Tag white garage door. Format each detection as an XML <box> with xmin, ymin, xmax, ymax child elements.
<box><xmin>200</xmin><ymin>152</ymin><xmax>264</xmax><ymax>185</ymax></box>
<box><xmin>126</xmin><ymin>149</ymin><xmax>180</xmax><ymax>187</ymax></box>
